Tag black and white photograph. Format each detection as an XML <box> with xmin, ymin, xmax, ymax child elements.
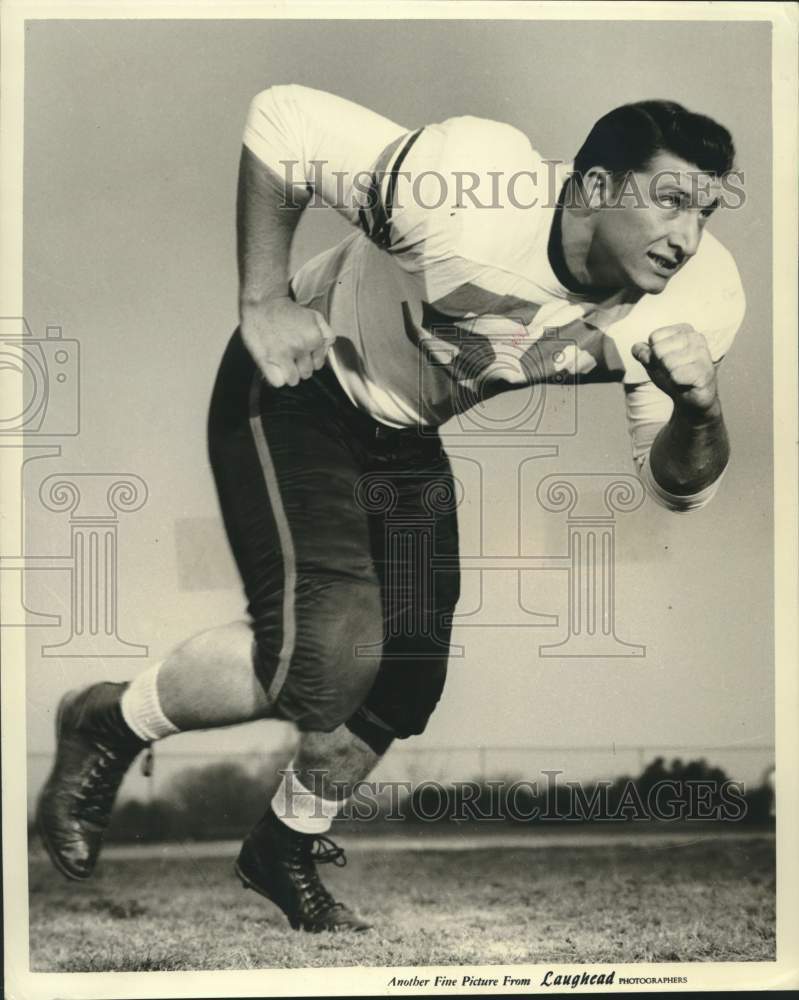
<box><xmin>2</xmin><ymin>2</ymin><xmax>797</xmax><ymax>997</ymax></box>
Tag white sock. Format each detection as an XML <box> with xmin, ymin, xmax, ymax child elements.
<box><xmin>120</xmin><ymin>662</ymin><xmax>180</xmax><ymax>742</ymax></box>
<box><xmin>271</xmin><ymin>762</ymin><xmax>347</xmax><ymax>835</ymax></box>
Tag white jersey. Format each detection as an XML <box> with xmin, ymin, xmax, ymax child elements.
<box><xmin>243</xmin><ymin>85</ymin><xmax>746</xmax><ymax>506</ymax></box>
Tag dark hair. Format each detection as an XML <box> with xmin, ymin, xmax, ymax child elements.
<box><xmin>573</xmin><ymin>100</ymin><xmax>735</xmax><ymax>179</ymax></box>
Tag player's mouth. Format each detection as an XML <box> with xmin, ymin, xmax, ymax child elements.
<box><xmin>647</xmin><ymin>251</ymin><xmax>680</xmax><ymax>275</ymax></box>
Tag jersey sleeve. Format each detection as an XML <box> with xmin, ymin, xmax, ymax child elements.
<box><xmin>245</xmin><ymin>90</ymin><xmax>543</xmax><ymax>318</ymax></box>
<box><xmin>623</xmin><ymin>379</ymin><xmax>674</xmax><ymax>469</ymax></box>
<box><xmin>243</xmin><ymin>84</ymin><xmax>408</xmax><ymax>228</ymax></box>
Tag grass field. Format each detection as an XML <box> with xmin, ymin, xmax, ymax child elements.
<box><xmin>28</xmin><ymin>834</ymin><xmax>775</xmax><ymax>971</ymax></box>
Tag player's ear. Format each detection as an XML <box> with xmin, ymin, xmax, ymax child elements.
<box><xmin>580</xmin><ymin>166</ymin><xmax>613</xmax><ymax>211</ymax></box>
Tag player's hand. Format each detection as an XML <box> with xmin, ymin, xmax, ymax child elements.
<box><xmin>240</xmin><ymin>296</ymin><xmax>335</xmax><ymax>388</ymax></box>
<box><xmin>631</xmin><ymin>323</ymin><xmax>718</xmax><ymax>416</ymax></box>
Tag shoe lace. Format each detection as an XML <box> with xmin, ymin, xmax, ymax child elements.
<box><xmin>289</xmin><ymin>833</ymin><xmax>348</xmax><ymax>919</ymax></box>
<box><xmin>309</xmin><ymin>834</ymin><xmax>347</xmax><ymax>868</ymax></box>
<box><xmin>78</xmin><ymin>740</ymin><xmax>142</xmax><ymax>825</ymax></box>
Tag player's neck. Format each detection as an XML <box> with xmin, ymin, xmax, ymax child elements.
<box><xmin>551</xmin><ymin>178</ymin><xmax>620</xmax><ymax>299</ymax></box>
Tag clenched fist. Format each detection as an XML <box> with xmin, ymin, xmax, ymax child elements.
<box><xmin>241</xmin><ymin>296</ymin><xmax>335</xmax><ymax>388</ymax></box>
<box><xmin>631</xmin><ymin>323</ymin><xmax>718</xmax><ymax>416</ymax></box>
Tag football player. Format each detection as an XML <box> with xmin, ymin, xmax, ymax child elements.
<box><xmin>37</xmin><ymin>87</ymin><xmax>745</xmax><ymax>932</ymax></box>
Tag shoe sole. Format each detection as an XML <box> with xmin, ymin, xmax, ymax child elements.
<box><xmin>36</xmin><ymin>691</ymin><xmax>92</xmax><ymax>881</ymax></box>
<box><xmin>234</xmin><ymin>860</ymin><xmax>301</xmax><ymax>930</ymax></box>
<box><xmin>235</xmin><ymin>861</ymin><xmax>371</xmax><ymax>934</ymax></box>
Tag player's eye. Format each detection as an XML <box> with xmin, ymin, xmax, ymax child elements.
<box><xmin>698</xmin><ymin>196</ymin><xmax>720</xmax><ymax>221</ymax></box>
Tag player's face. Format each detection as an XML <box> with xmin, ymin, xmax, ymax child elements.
<box><xmin>589</xmin><ymin>152</ymin><xmax>722</xmax><ymax>294</ymax></box>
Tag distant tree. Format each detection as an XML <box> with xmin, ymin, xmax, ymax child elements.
<box><xmin>97</xmin><ymin>752</ymin><xmax>773</xmax><ymax>841</ymax></box>
<box><xmin>740</xmin><ymin>766</ymin><xmax>775</xmax><ymax>826</ymax></box>
<box><xmin>166</xmin><ymin>762</ymin><xmax>268</xmax><ymax>839</ymax></box>
<box><xmin>636</xmin><ymin>756</ymin><xmax>670</xmax><ymax>796</ymax></box>
<box><xmin>108</xmin><ymin>798</ymin><xmax>186</xmax><ymax>842</ymax></box>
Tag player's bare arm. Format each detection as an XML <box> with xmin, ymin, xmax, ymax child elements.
<box><xmin>632</xmin><ymin>324</ymin><xmax>729</xmax><ymax>495</ymax></box>
<box><xmin>237</xmin><ymin>146</ymin><xmax>334</xmax><ymax>388</ymax></box>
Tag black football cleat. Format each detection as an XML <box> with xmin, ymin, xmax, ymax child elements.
<box><xmin>234</xmin><ymin>809</ymin><xmax>371</xmax><ymax>933</ymax></box>
<box><xmin>36</xmin><ymin>682</ymin><xmax>148</xmax><ymax>880</ymax></box>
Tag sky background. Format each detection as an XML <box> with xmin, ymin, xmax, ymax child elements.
<box><xmin>19</xmin><ymin>17</ymin><xmax>774</xmax><ymax>804</ymax></box>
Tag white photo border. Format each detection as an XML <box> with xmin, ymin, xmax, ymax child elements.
<box><xmin>2</xmin><ymin>2</ymin><xmax>797</xmax><ymax>997</ymax></box>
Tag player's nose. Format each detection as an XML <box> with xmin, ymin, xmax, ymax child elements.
<box><xmin>667</xmin><ymin>213</ymin><xmax>701</xmax><ymax>259</ymax></box>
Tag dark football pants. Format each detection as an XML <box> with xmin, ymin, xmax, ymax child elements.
<box><xmin>207</xmin><ymin>330</ymin><xmax>460</xmax><ymax>750</ymax></box>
